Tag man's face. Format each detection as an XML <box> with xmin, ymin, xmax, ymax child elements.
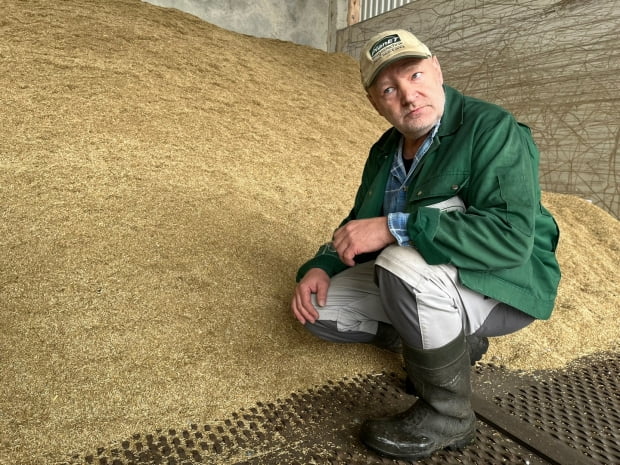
<box><xmin>367</xmin><ymin>56</ymin><xmax>445</xmax><ymax>142</ymax></box>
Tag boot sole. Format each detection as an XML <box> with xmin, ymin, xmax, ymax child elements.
<box><xmin>363</xmin><ymin>428</ymin><xmax>476</xmax><ymax>461</ymax></box>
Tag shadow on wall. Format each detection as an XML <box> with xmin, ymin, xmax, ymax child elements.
<box><xmin>142</xmin><ymin>0</ymin><xmax>334</xmax><ymax>50</ymax></box>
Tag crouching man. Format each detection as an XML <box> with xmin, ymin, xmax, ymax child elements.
<box><xmin>291</xmin><ymin>29</ymin><xmax>561</xmax><ymax>461</ymax></box>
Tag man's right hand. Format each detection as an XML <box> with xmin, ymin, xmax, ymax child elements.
<box><xmin>291</xmin><ymin>268</ymin><xmax>330</xmax><ymax>325</ymax></box>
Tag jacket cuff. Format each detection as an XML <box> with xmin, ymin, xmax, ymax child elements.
<box><xmin>296</xmin><ymin>251</ymin><xmax>348</xmax><ymax>282</ymax></box>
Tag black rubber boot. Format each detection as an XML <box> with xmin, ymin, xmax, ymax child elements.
<box><xmin>404</xmin><ymin>334</ymin><xmax>488</xmax><ymax>395</ymax></box>
<box><xmin>467</xmin><ymin>334</ymin><xmax>489</xmax><ymax>365</ymax></box>
<box><xmin>371</xmin><ymin>322</ymin><xmax>402</xmax><ymax>353</ymax></box>
<box><xmin>361</xmin><ymin>331</ymin><xmax>476</xmax><ymax>461</ymax></box>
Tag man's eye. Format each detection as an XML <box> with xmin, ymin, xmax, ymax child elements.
<box><xmin>411</xmin><ymin>72</ymin><xmax>422</xmax><ymax>79</ymax></box>
<box><xmin>383</xmin><ymin>87</ymin><xmax>395</xmax><ymax>95</ymax></box>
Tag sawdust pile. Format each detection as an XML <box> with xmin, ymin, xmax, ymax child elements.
<box><xmin>0</xmin><ymin>1</ymin><xmax>618</xmax><ymax>464</ymax></box>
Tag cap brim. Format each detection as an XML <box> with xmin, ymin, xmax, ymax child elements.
<box><xmin>364</xmin><ymin>52</ymin><xmax>431</xmax><ymax>89</ymax></box>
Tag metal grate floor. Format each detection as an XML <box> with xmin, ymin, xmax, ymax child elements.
<box><xmin>72</xmin><ymin>352</ymin><xmax>620</xmax><ymax>465</ymax></box>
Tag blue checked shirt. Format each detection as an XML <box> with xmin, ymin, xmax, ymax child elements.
<box><xmin>384</xmin><ymin>122</ymin><xmax>441</xmax><ymax>246</ymax></box>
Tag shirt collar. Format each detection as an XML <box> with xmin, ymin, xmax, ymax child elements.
<box><xmin>396</xmin><ymin>120</ymin><xmax>441</xmax><ymax>160</ymax></box>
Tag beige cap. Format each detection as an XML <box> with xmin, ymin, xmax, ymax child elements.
<box><xmin>360</xmin><ymin>29</ymin><xmax>432</xmax><ymax>89</ymax></box>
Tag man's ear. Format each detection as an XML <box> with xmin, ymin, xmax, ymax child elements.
<box><xmin>432</xmin><ymin>56</ymin><xmax>444</xmax><ymax>84</ymax></box>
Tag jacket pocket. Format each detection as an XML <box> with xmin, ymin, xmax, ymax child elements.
<box><xmin>407</xmin><ymin>173</ymin><xmax>470</xmax><ymax>209</ymax></box>
<box><xmin>497</xmin><ymin>172</ymin><xmax>534</xmax><ymax>236</ymax></box>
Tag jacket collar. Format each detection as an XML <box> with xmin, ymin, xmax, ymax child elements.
<box><xmin>437</xmin><ymin>85</ymin><xmax>464</xmax><ymax>137</ymax></box>
<box><xmin>374</xmin><ymin>125</ymin><xmax>402</xmax><ymax>160</ymax></box>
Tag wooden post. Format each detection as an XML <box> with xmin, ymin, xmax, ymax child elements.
<box><xmin>348</xmin><ymin>0</ymin><xmax>360</xmax><ymax>26</ymax></box>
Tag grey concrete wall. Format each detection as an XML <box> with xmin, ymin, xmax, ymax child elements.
<box><xmin>143</xmin><ymin>0</ymin><xmax>349</xmax><ymax>51</ymax></box>
<box><xmin>336</xmin><ymin>0</ymin><xmax>620</xmax><ymax>218</ymax></box>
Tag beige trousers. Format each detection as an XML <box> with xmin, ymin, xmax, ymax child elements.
<box><xmin>308</xmin><ymin>245</ymin><xmax>533</xmax><ymax>349</ymax></box>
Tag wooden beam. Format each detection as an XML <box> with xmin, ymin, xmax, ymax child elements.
<box><xmin>348</xmin><ymin>0</ymin><xmax>360</xmax><ymax>26</ymax></box>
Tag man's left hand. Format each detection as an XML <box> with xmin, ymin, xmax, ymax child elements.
<box><xmin>332</xmin><ymin>217</ymin><xmax>396</xmax><ymax>267</ymax></box>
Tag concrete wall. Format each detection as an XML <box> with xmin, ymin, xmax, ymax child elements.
<box><xmin>142</xmin><ymin>0</ymin><xmax>349</xmax><ymax>51</ymax></box>
<box><xmin>336</xmin><ymin>0</ymin><xmax>620</xmax><ymax>218</ymax></box>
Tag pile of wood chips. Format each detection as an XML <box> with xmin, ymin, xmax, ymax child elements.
<box><xmin>0</xmin><ymin>1</ymin><xmax>618</xmax><ymax>464</ymax></box>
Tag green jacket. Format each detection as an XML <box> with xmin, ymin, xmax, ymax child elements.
<box><xmin>297</xmin><ymin>85</ymin><xmax>561</xmax><ymax>320</ymax></box>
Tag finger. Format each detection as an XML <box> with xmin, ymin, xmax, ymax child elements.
<box><xmin>300</xmin><ymin>288</ymin><xmax>319</xmax><ymax>323</ymax></box>
<box><xmin>333</xmin><ymin>240</ymin><xmax>349</xmax><ymax>265</ymax></box>
<box><xmin>340</xmin><ymin>245</ymin><xmax>356</xmax><ymax>267</ymax></box>
<box><xmin>294</xmin><ymin>287</ymin><xmax>319</xmax><ymax>324</ymax></box>
<box><xmin>292</xmin><ymin>307</ymin><xmax>306</xmax><ymax>324</ymax></box>
<box><xmin>333</xmin><ymin>233</ymin><xmax>356</xmax><ymax>266</ymax></box>
<box><xmin>315</xmin><ymin>283</ymin><xmax>327</xmax><ymax>307</ymax></box>
<box><xmin>300</xmin><ymin>303</ymin><xmax>318</xmax><ymax>324</ymax></box>
<box><xmin>292</xmin><ymin>294</ymin><xmax>308</xmax><ymax>324</ymax></box>
<box><xmin>332</xmin><ymin>227</ymin><xmax>345</xmax><ymax>249</ymax></box>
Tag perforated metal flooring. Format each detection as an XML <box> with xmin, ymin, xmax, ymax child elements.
<box><xmin>73</xmin><ymin>352</ymin><xmax>620</xmax><ymax>465</ymax></box>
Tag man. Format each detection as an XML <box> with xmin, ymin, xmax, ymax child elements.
<box><xmin>291</xmin><ymin>29</ymin><xmax>561</xmax><ymax>461</ymax></box>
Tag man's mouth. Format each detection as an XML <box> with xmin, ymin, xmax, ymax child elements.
<box><xmin>404</xmin><ymin>106</ymin><xmax>426</xmax><ymax>119</ymax></box>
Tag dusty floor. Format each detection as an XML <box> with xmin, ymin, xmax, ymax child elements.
<box><xmin>0</xmin><ymin>1</ymin><xmax>618</xmax><ymax>464</ymax></box>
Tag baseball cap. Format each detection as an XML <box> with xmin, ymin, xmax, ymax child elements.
<box><xmin>360</xmin><ymin>29</ymin><xmax>432</xmax><ymax>89</ymax></box>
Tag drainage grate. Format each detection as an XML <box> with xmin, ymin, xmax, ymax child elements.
<box><xmin>479</xmin><ymin>352</ymin><xmax>620</xmax><ymax>465</ymax></box>
<box><xmin>70</xmin><ymin>352</ymin><xmax>620</xmax><ymax>465</ymax></box>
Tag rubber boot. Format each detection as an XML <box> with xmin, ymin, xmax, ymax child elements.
<box><xmin>361</xmin><ymin>331</ymin><xmax>476</xmax><ymax>461</ymax></box>
<box><xmin>371</xmin><ymin>322</ymin><xmax>402</xmax><ymax>353</ymax></box>
<box><xmin>467</xmin><ymin>334</ymin><xmax>489</xmax><ymax>365</ymax></box>
<box><xmin>404</xmin><ymin>334</ymin><xmax>488</xmax><ymax>395</ymax></box>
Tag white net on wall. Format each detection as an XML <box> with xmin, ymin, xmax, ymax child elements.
<box><xmin>338</xmin><ymin>0</ymin><xmax>620</xmax><ymax>219</ymax></box>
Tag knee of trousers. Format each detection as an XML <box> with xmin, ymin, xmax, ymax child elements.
<box><xmin>375</xmin><ymin>261</ymin><xmax>465</xmax><ymax>350</ymax></box>
<box><xmin>374</xmin><ymin>265</ymin><xmax>423</xmax><ymax>324</ymax></box>
<box><xmin>375</xmin><ymin>247</ymin><xmax>461</xmax><ymax>309</ymax></box>
<box><xmin>374</xmin><ymin>264</ymin><xmax>415</xmax><ymax>303</ymax></box>
<box><xmin>375</xmin><ymin>245</ymin><xmax>444</xmax><ymax>286</ymax></box>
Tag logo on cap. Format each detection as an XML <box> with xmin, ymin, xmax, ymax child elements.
<box><xmin>370</xmin><ymin>34</ymin><xmax>403</xmax><ymax>60</ymax></box>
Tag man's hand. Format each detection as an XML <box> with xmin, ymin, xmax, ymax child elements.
<box><xmin>291</xmin><ymin>268</ymin><xmax>330</xmax><ymax>324</ymax></box>
<box><xmin>332</xmin><ymin>217</ymin><xmax>396</xmax><ymax>266</ymax></box>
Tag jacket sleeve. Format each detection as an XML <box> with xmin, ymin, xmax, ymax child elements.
<box><xmin>408</xmin><ymin>112</ymin><xmax>539</xmax><ymax>271</ymax></box>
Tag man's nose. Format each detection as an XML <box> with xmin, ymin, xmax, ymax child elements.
<box><xmin>401</xmin><ymin>83</ymin><xmax>418</xmax><ymax>105</ymax></box>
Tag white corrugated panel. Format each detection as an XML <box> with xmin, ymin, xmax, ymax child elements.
<box><xmin>361</xmin><ymin>0</ymin><xmax>412</xmax><ymax>21</ymax></box>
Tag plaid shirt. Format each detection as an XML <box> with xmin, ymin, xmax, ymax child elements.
<box><xmin>384</xmin><ymin>122</ymin><xmax>441</xmax><ymax>246</ymax></box>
